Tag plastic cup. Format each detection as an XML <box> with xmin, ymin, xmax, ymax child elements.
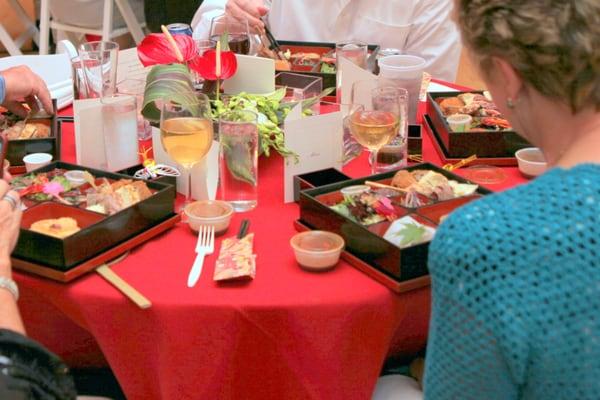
<box><xmin>23</xmin><ymin>153</ymin><xmax>53</xmax><ymax>172</ymax></box>
<box><xmin>378</xmin><ymin>55</ymin><xmax>426</xmax><ymax>124</ymax></box>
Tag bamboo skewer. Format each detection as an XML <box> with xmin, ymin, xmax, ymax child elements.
<box><xmin>364</xmin><ymin>180</ymin><xmax>409</xmax><ymax>193</ymax></box>
<box><xmin>96</xmin><ymin>264</ymin><xmax>152</xmax><ymax>309</ymax></box>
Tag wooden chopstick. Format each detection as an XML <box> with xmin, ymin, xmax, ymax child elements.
<box><xmin>96</xmin><ymin>264</ymin><xmax>152</xmax><ymax>309</ymax></box>
<box><xmin>364</xmin><ymin>180</ymin><xmax>408</xmax><ymax>193</ymax></box>
<box><xmin>264</xmin><ymin>25</ymin><xmax>284</xmax><ymax>60</ymax></box>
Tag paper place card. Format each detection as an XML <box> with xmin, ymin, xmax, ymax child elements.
<box><xmin>339</xmin><ymin>56</ymin><xmax>377</xmax><ymax>105</ymax></box>
<box><xmin>74</xmin><ymin>98</ymin><xmax>140</xmax><ymax>171</ymax></box>
<box><xmin>117</xmin><ymin>47</ymin><xmax>152</xmax><ymax>83</ymax></box>
<box><xmin>283</xmin><ymin>104</ymin><xmax>343</xmax><ymax>203</ymax></box>
<box><xmin>223</xmin><ymin>54</ymin><xmax>275</xmax><ymax>95</ymax></box>
<box><xmin>151</xmin><ymin>127</ymin><xmax>219</xmax><ymax>200</ymax></box>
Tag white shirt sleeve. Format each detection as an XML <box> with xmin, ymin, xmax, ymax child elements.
<box><xmin>404</xmin><ymin>0</ymin><xmax>462</xmax><ymax>82</ymax></box>
<box><xmin>191</xmin><ymin>0</ymin><xmax>227</xmax><ymax>40</ymax></box>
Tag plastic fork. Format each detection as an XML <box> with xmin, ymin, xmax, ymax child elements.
<box><xmin>187</xmin><ymin>225</ymin><xmax>215</xmax><ymax>287</ymax></box>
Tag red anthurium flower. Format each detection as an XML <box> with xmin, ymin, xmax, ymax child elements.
<box><xmin>189</xmin><ymin>49</ymin><xmax>238</xmax><ymax>80</ymax></box>
<box><xmin>137</xmin><ymin>33</ymin><xmax>198</xmax><ymax>67</ymax></box>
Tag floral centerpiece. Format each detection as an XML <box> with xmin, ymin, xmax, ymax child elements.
<box><xmin>136</xmin><ymin>28</ymin><xmax>331</xmax><ymax>158</ymax></box>
<box><xmin>137</xmin><ymin>26</ymin><xmax>237</xmax><ymax>121</ymax></box>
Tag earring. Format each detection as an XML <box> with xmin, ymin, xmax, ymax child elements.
<box><xmin>506</xmin><ymin>97</ymin><xmax>515</xmax><ymax>109</ymax></box>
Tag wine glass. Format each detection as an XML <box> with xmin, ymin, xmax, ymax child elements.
<box><xmin>209</xmin><ymin>15</ymin><xmax>251</xmax><ymax>55</ymax></box>
<box><xmin>160</xmin><ymin>93</ymin><xmax>214</xmax><ymax>212</ymax></box>
<box><xmin>349</xmin><ymin>82</ymin><xmax>401</xmax><ymax>175</ymax></box>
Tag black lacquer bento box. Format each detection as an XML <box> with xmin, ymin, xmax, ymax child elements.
<box><xmin>2</xmin><ymin>100</ymin><xmax>60</xmax><ymax>173</ymax></box>
<box><xmin>277</xmin><ymin>40</ymin><xmax>380</xmax><ymax>92</ymax></box>
<box><xmin>12</xmin><ymin>161</ymin><xmax>177</xmax><ymax>273</ymax></box>
<box><xmin>297</xmin><ymin>163</ymin><xmax>491</xmax><ymax>292</ymax></box>
<box><xmin>426</xmin><ymin>91</ymin><xmax>530</xmax><ymax>159</ymax></box>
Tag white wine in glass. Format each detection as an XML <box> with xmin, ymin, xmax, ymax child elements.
<box><xmin>161</xmin><ymin>118</ymin><xmax>213</xmax><ymax>168</ymax></box>
<box><xmin>160</xmin><ymin>94</ymin><xmax>213</xmax><ymax>211</ymax></box>
<box><xmin>349</xmin><ymin>110</ymin><xmax>399</xmax><ymax>175</ymax></box>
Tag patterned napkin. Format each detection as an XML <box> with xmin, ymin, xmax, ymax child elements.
<box><xmin>213</xmin><ymin>233</ymin><xmax>256</xmax><ymax>281</ymax></box>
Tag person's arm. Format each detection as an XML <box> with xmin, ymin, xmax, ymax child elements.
<box><xmin>0</xmin><ymin>181</ymin><xmax>24</xmax><ymax>335</ymax></box>
<box><xmin>191</xmin><ymin>0</ymin><xmax>268</xmax><ymax>39</ymax></box>
<box><xmin>0</xmin><ymin>66</ymin><xmax>53</xmax><ymax>117</ymax></box>
<box><xmin>404</xmin><ymin>0</ymin><xmax>462</xmax><ymax>82</ymax></box>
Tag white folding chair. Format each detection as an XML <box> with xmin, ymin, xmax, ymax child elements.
<box><xmin>39</xmin><ymin>0</ymin><xmax>146</xmax><ymax>55</ymax></box>
<box><xmin>0</xmin><ymin>0</ymin><xmax>40</xmax><ymax>56</ymax></box>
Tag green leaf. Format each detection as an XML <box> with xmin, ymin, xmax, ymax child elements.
<box><xmin>141</xmin><ymin>64</ymin><xmax>197</xmax><ymax>122</ymax></box>
<box><xmin>395</xmin><ymin>223</ymin><xmax>427</xmax><ymax>247</ymax></box>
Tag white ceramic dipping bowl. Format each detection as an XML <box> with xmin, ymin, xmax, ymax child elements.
<box><xmin>184</xmin><ymin>200</ymin><xmax>234</xmax><ymax>236</ymax></box>
<box><xmin>290</xmin><ymin>230</ymin><xmax>345</xmax><ymax>272</ymax></box>
<box><xmin>515</xmin><ymin>147</ymin><xmax>548</xmax><ymax>178</ymax></box>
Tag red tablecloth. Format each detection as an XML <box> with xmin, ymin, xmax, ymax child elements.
<box><xmin>14</xmin><ymin>89</ymin><xmax>526</xmax><ymax>400</ymax></box>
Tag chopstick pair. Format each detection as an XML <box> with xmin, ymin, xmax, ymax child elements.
<box><xmin>262</xmin><ymin>20</ymin><xmax>284</xmax><ymax>60</ymax></box>
<box><xmin>237</xmin><ymin>219</ymin><xmax>250</xmax><ymax>239</ymax></box>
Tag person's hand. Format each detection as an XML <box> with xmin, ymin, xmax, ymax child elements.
<box><xmin>0</xmin><ymin>180</ymin><xmax>21</xmax><ymax>276</ymax></box>
<box><xmin>1</xmin><ymin>66</ymin><xmax>53</xmax><ymax>118</ymax></box>
<box><xmin>225</xmin><ymin>0</ymin><xmax>269</xmax><ymax>33</ymax></box>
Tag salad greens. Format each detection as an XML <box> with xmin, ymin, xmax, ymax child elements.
<box><xmin>212</xmin><ymin>87</ymin><xmax>334</xmax><ymax>159</ymax></box>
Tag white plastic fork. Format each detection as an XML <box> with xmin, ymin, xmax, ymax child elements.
<box><xmin>187</xmin><ymin>225</ymin><xmax>215</xmax><ymax>287</ymax></box>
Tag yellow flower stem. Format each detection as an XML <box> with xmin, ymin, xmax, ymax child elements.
<box><xmin>216</xmin><ymin>40</ymin><xmax>222</xmax><ymax>101</ymax></box>
<box><xmin>160</xmin><ymin>25</ymin><xmax>184</xmax><ymax>63</ymax></box>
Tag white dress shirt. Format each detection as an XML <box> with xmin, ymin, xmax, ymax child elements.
<box><xmin>192</xmin><ymin>0</ymin><xmax>462</xmax><ymax>82</ymax></box>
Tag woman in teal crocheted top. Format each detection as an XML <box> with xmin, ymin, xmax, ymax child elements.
<box><xmin>423</xmin><ymin>0</ymin><xmax>600</xmax><ymax>399</ymax></box>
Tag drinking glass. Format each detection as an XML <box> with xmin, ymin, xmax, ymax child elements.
<box><xmin>71</xmin><ymin>56</ymin><xmax>88</xmax><ymax>99</ymax></box>
<box><xmin>116</xmin><ymin>79</ymin><xmax>152</xmax><ymax>141</ymax></box>
<box><xmin>219</xmin><ymin>110</ymin><xmax>259</xmax><ymax>212</ymax></box>
<box><xmin>372</xmin><ymin>86</ymin><xmax>409</xmax><ymax>170</ymax></box>
<box><xmin>349</xmin><ymin>84</ymin><xmax>401</xmax><ymax>175</ymax></box>
<box><xmin>335</xmin><ymin>40</ymin><xmax>368</xmax><ymax>103</ymax></box>
<box><xmin>79</xmin><ymin>41</ymin><xmax>119</xmax><ymax>98</ymax></box>
<box><xmin>209</xmin><ymin>15</ymin><xmax>250</xmax><ymax>55</ymax></box>
<box><xmin>160</xmin><ymin>94</ymin><xmax>214</xmax><ymax>211</ymax></box>
<box><xmin>378</xmin><ymin>55</ymin><xmax>426</xmax><ymax>124</ymax></box>
<box><xmin>193</xmin><ymin>39</ymin><xmax>217</xmax><ymax>89</ymax></box>
<box><xmin>101</xmin><ymin>95</ymin><xmax>139</xmax><ymax>172</ymax></box>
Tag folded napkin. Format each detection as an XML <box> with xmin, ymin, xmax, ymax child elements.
<box><xmin>214</xmin><ymin>233</ymin><xmax>256</xmax><ymax>281</ymax></box>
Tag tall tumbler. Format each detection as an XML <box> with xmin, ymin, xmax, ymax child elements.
<box><xmin>117</xmin><ymin>79</ymin><xmax>152</xmax><ymax>141</ymax></box>
<box><xmin>372</xmin><ymin>86</ymin><xmax>409</xmax><ymax>170</ymax></box>
<box><xmin>219</xmin><ymin>110</ymin><xmax>259</xmax><ymax>212</ymax></box>
<box><xmin>335</xmin><ymin>40</ymin><xmax>368</xmax><ymax>103</ymax></box>
<box><xmin>101</xmin><ymin>95</ymin><xmax>139</xmax><ymax>171</ymax></box>
<box><xmin>79</xmin><ymin>41</ymin><xmax>119</xmax><ymax>98</ymax></box>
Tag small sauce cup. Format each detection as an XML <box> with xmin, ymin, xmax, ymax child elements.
<box><xmin>65</xmin><ymin>170</ymin><xmax>87</xmax><ymax>187</ymax></box>
<box><xmin>184</xmin><ymin>200</ymin><xmax>234</xmax><ymax>236</ymax></box>
<box><xmin>290</xmin><ymin>230</ymin><xmax>345</xmax><ymax>272</ymax></box>
<box><xmin>446</xmin><ymin>114</ymin><xmax>472</xmax><ymax>132</ymax></box>
<box><xmin>515</xmin><ymin>147</ymin><xmax>547</xmax><ymax>178</ymax></box>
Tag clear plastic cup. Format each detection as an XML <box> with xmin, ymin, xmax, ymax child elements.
<box><xmin>378</xmin><ymin>55</ymin><xmax>426</xmax><ymax>124</ymax></box>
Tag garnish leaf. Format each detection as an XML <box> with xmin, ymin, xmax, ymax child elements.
<box><xmin>395</xmin><ymin>223</ymin><xmax>427</xmax><ymax>247</ymax></box>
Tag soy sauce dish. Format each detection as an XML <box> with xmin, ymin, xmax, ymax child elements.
<box><xmin>184</xmin><ymin>200</ymin><xmax>234</xmax><ymax>235</ymax></box>
<box><xmin>515</xmin><ymin>147</ymin><xmax>548</xmax><ymax>178</ymax></box>
<box><xmin>290</xmin><ymin>231</ymin><xmax>345</xmax><ymax>272</ymax></box>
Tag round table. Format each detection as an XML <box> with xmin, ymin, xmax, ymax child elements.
<box><xmin>14</xmin><ymin>90</ymin><xmax>526</xmax><ymax>400</ymax></box>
